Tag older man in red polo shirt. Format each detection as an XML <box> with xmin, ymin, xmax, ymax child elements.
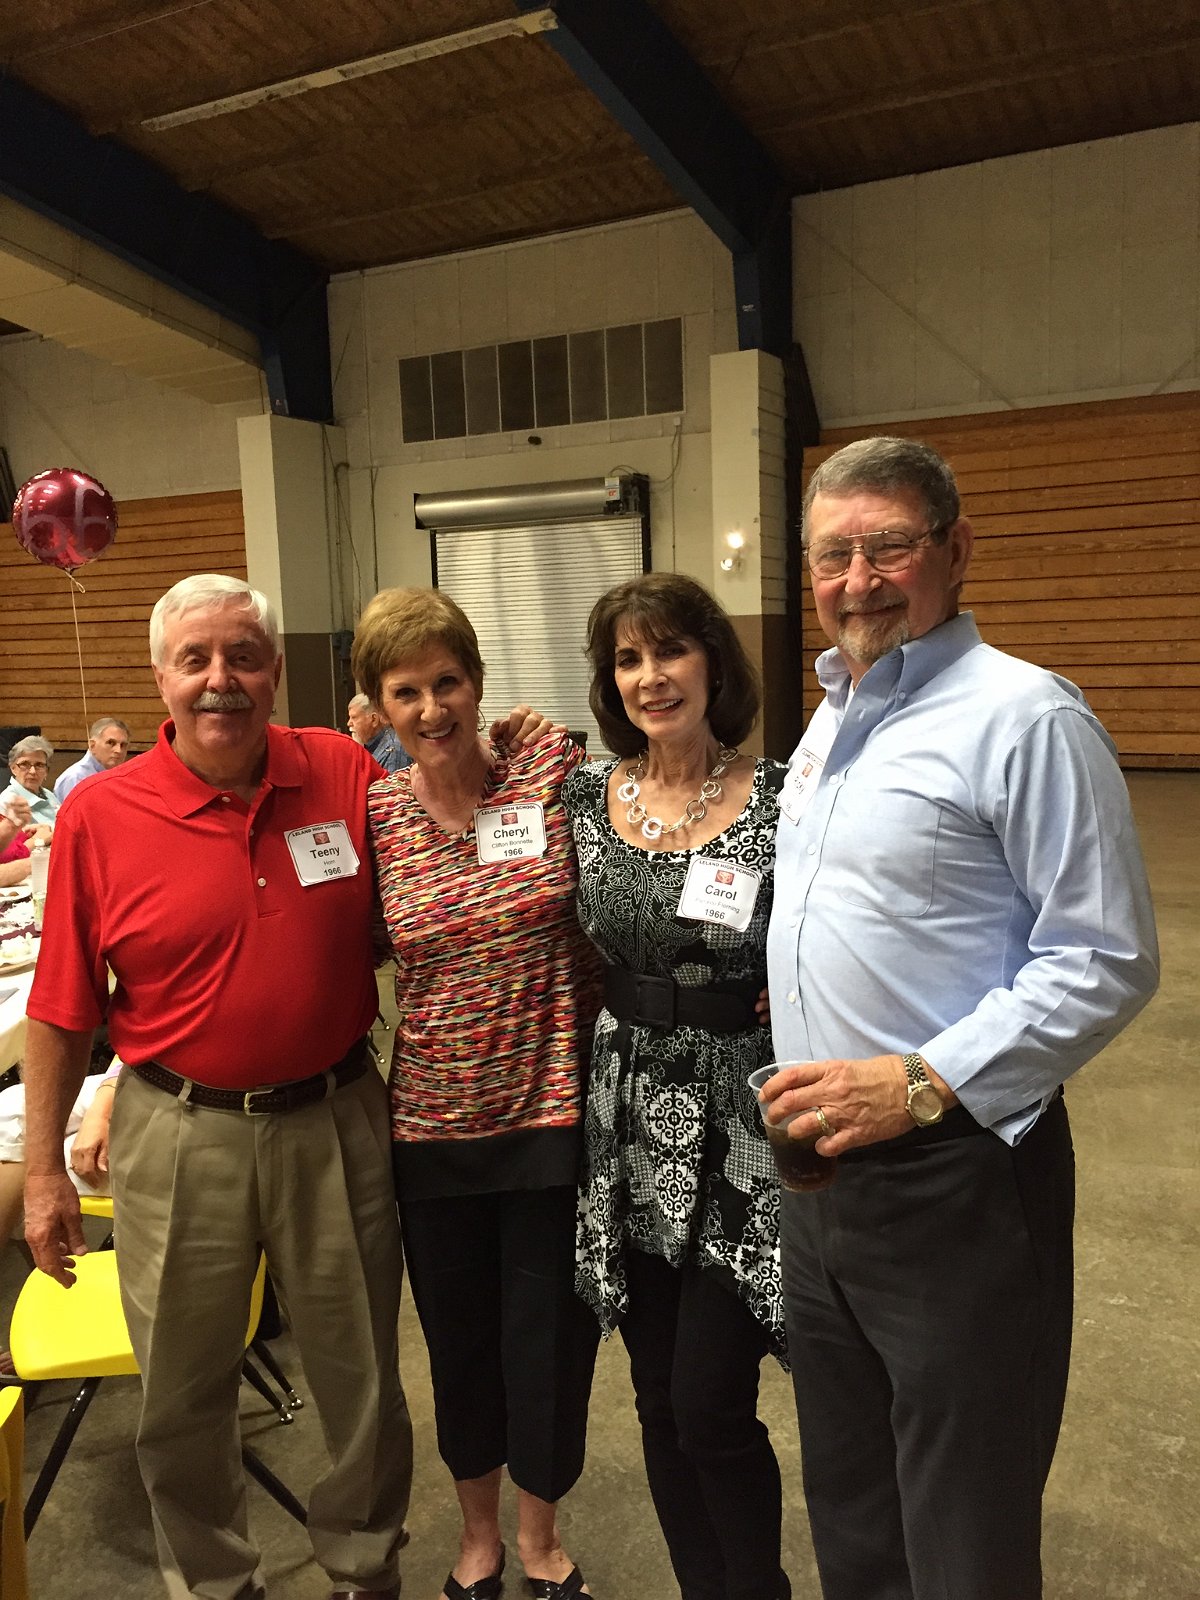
<box><xmin>21</xmin><ymin>574</ymin><xmax>411</xmax><ymax>1600</ymax></box>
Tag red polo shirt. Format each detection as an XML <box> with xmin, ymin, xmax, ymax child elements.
<box><xmin>28</xmin><ymin>721</ymin><xmax>381</xmax><ymax>1088</ymax></box>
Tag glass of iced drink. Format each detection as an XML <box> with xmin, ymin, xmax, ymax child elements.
<box><xmin>747</xmin><ymin>1063</ymin><xmax>837</xmax><ymax>1192</ymax></box>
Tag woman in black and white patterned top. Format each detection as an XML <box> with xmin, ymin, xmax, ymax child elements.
<box><xmin>563</xmin><ymin>573</ymin><xmax>790</xmax><ymax>1600</ymax></box>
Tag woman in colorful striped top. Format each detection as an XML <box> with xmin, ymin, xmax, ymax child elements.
<box><xmin>352</xmin><ymin>588</ymin><xmax>601</xmax><ymax>1600</ymax></box>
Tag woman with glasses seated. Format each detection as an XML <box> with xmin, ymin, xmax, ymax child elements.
<box><xmin>1</xmin><ymin>738</ymin><xmax>59</xmax><ymax>831</ymax></box>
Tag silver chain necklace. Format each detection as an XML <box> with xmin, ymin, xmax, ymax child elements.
<box><xmin>617</xmin><ymin>746</ymin><xmax>738</xmax><ymax>842</ymax></box>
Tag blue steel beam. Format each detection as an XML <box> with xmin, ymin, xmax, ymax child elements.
<box><xmin>517</xmin><ymin>0</ymin><xmax>797</xmax><ymax>361</ymax></box>
<box><xmin>0</xmin><ymin>75</ymin><xmax>331</xmax><ymax>422</ymax></box>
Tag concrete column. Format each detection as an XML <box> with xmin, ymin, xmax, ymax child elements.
<box><xmin>237</xmin><ymin>413</ymin><xmax>347</xmax><ymax>730</ymax></box>
<box><xmin>709</xmin><ymin>348</ymin><xmax>800</xmax><ymax>759</ymax></box>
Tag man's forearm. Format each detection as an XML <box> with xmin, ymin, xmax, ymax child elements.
<box><xmin>23</xmin><ymin>1017</ymin><xmax>95</xmax><ymax>1175</ymax></box>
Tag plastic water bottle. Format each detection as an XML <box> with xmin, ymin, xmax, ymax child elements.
<box><xmin>30</xmin><ymin>841</ymin><xmax>49</xmax><ymax>932</ymax></box>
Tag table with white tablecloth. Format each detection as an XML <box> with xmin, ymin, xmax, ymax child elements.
<box><xmin>0</xmin><ymin>966</ymin><xmax>38</xmax><ymax>1076</ymax></box>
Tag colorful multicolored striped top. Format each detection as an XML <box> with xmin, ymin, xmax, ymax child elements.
<box><xmin>369</xmin><ymin>729</ymin><xmax>602</xmax><ymax>1200</ymax></box>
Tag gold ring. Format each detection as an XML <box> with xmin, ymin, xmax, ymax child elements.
<box><xmin>811</xmin><ymin>1106</ymin><xmax>835</xmax><ymax>1139</ymax></box>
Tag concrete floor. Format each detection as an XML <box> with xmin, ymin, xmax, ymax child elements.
<box><xmin>3</xmin><ymin>771</ymin><xmax>1196</xmax><ymax>1598</ymax></box>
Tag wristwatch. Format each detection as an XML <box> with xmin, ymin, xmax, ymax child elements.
<box><xmin>902</xmin><ymin>1053</ymin><xmax>944</xmax><ymax>1127</ymax></box>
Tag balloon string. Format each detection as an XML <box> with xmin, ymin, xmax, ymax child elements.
<box><xmin>69</xmin><ymin>578</ymin><xmax>91</xmax><ymax>738</ymax></box>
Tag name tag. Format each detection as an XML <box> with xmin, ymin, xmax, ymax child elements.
<box><xmin>677</xmin><ymin>856</ymin><xmax>761</xmax><ymax>931</ymax></box>
<box><xmin>779</xmin><ymin>746</ymin><xmax>826</xmax><ymax>824</ymax></box>
<box><xmin>475</xmin><ymin>802</ymin><xmax>548</xmax><ymax>864</ymax></box>
<box><xmin>285</xmin><ymin>820</ymin><xmax>361</xmax><ymax>885</ymax></box>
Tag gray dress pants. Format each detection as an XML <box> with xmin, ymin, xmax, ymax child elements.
<box><xmin>781</xmin><ymin>1098</ymin><xmax>1075</xmax><ymax>1600</ymax></box>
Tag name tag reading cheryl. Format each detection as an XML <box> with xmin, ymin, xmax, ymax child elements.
<box><xmin>779</xmin><ymin>746</ymin><xmax>826</xmax><ymax>824</ymax></box>
<box><xmin>475</xmin><ymin>802</ymin><xmax>548</xmax><ymax>865</ymax></box>
<box><xmin>677</xmin><ymin>856</ymin><xmax>761</xmax><ymax>931</ymax></box>
<box><xmin>285</xmin><ymin>821</ymin><xmax>361</xmax><ymax>885</ymax></box>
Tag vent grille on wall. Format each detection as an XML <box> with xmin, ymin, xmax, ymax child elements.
<box><xmin>399</xmin><ymin>318</ymin><xmax>683</xmax><ymax>444</ymax></box>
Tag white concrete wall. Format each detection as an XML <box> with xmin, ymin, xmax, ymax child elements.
<box><xmin>793</xmin><ymin>122</ymin><xmax>1200</xmax><ymax>427</ymax></box>
<box><xmin>710</xmin><ymin>349</ymin><xmax>787</xmax><ymax>617</ymax></box>
<box><xmin>326</xmin><ymin>209</ymin><xmax>738</xmax><ymax>607</ymax></box>
<box><xmin>0</xmin><ymin>331</ymin><xmax>260</xmax><ymax>501</ymax></box>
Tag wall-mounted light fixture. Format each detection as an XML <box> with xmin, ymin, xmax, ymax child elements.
<box><xmin>719</xmin><ymin>529</ymin><xmax>746</xmax><ymax>572</ymax></box>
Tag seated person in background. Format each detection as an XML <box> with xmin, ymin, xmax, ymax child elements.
<box><xmin>0</xmin><ymin>1062</ymin><xmax>118</xmax><ymax>1240</ymax></box>
<box><xmin>0</xmin><ymin>801</ymin><xmax>49</xmax><ymax>889</ymax></box>
<box><xmin>53</xmin><ymin>716</ymin><xmax>131</xmax><ymax>801</ymax></box>
<box><xmin>0</xmin><ymin>1062</ymin><xmax>118</xmax><ymax>1371</ymax></box>
<box><xmin>347</xmin><ymin>691</ymin><xmax>412</xmax><ymax>772</ymax></box>
<box><xmin>0</xmin><ymin>815</ymin><xmax>32</xmax><ymax>889</ymax></box>
<box><xmin>1</xmin><ymin>738</ymin><xmax>59</xmax><ymax>830</ymax></box>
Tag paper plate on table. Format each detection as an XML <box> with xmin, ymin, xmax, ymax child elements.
<box><xmin>0</xmin><ymin>888</ymin><xmax>29</xmax><ymax>903</ymax></box>
<box><xmin>0</xmin><ymin>940</ymin><xmax>38</xmax><ymax>974</ymax></box>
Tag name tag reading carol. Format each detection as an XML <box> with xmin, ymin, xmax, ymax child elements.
<box><xmin>475</xmin><ymin>802</ymin><xmax>548</xmax><ymax>864</ymax></box>
<box><xmin>285</xmin><ymin>821</ymin><xmax>361</xmax><ymax>885</ymax></box>
<box><xmin>677</xmin><ymin>856</ymin><xmax>761</xmax><ymax>931</ymax></box>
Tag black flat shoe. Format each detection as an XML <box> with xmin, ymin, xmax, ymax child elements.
<box><xmin>444</xmin><ymin>1546</ymin><xmax>505</xmax><ymax>1600</ymax></box>
<box><xmin>525</xmin><ymin>1566</ymin><xmax>587</xmax><ymax>1600</ymax></box>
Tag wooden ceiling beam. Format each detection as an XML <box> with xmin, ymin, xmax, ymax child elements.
<box><xmin>265</xmin><ymin>146</ymin><xmax>658</xmax><ymax>241</ymax></box>
<box><xmin>764</xmin><ymin>21</ymin><xmax>1200</xmax><ymax>138</ymax></box>
<box><xmin>153</xmin><ymin>78</ymin><xmax>598</xmax><ymax>193</ymax></box>
<box><xmin>675</xmin><ymin>0</ymin><xmax>997</xmax><ymax>71</ymax></box>
<box><xmin>0</xmin><ymin>0</ymin><xmax>217</xmax><ymax>64</ymax></box>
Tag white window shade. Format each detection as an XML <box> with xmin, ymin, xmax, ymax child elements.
<box><xmin>433</xmin><ymin>516</ymin><xmax>645</xmax><ymax>756</ymax></box>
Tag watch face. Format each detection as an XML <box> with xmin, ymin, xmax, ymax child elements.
<box><xmin>909</xmin><ymin>1084</ymin><xmax>944</xmax><ymax>1125</ymax></box>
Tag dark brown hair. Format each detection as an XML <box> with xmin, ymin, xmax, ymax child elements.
<box><xmin>586</xmin><ymin>572</ymin><xmax>760</xmax><ymax>757</ymax></box>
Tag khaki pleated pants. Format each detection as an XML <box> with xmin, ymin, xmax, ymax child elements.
<box><xmin>110</xmin><ymin>1064</ymin><xmax>412</xmax><ymax>1600</ymax></box>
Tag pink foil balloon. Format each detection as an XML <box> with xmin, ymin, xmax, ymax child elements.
<box><xmin>12</xmin><ymin>468</ymin><xmax>117</xmax><ymax>571</ymax></box>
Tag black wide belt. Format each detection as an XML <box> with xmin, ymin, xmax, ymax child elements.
<box><xmin>603</xmin><ymin>966</ymin><xmax>758</xmax><ymax>1034</ymax></box>
<box><xmin>133</xmin><ymin>1039</ymin><xmax>370</xmax><ymax>1115</ymax></box>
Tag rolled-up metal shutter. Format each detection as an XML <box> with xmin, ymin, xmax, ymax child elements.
<box><xmin>417</xmin><ymin>476</ymin><xmax>648</xmax><ymax>755</ymax></box>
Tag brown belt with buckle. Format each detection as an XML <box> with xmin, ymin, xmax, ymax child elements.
<box><xmin>132</xmin><ymin>1038</ymin><xmax>370</xmax><ymax>1115</ymax></box>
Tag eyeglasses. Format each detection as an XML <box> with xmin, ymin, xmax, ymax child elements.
<box><xmin>803</xmin><ymin>528</ymin><xmax>943</xmax><ymax>580</ymax></box>
<box><xmin>12</xmin><ymin>760</ymin><xmax>48</xmax><ymax>772</ymax></box>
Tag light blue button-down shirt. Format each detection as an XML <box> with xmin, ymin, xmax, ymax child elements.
<box><xmin>53</xmin><ymin>750</ymin><xmax>104</xmax><ymax>802</ymax></box>
<box><xmin>767</xmin><ymin>613</ymin><xmax>1159</xmax><ymax>1145</ymax></box>
<box><xmin>0</xmin><ymin>779</ymin><xmax>60</xmax><ymax>830</ymax></box>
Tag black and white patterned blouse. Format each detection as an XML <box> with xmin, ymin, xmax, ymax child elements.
<box><xmin>562</xmin><ymin>755</ymin><xmax>787</xmax><ymax>1362</ymax></box>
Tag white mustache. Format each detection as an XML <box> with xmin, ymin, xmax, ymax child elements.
<box><xmin>839</xmin><ymin>600</ymin><xmax>900</xmax><ymax>618</ymax></box>
<box><xmin>192</xmin><ymin>691</ymin><xmax>253</xmax><ymax>712</ymax></box>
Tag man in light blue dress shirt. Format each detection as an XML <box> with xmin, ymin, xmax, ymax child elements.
<box><xmin>763</xmin><ymin>437</ymin><xmax>1159</xmax><ymax>1600</ymax></box>
<box><xmin>52</xmin><ymin>716</ymin><xmax>131</xmax><ymax>801</ymax></box>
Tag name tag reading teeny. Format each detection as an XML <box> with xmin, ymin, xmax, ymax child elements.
<box><xmin>285</xmin><ymin>821</ymin><xmax>361</xmax><ymax>885</ymax></box>
<box><xmin>677</xmin><ymin>856</ymin><xmax>761</xmax><ymax>931</ymax></box>
<box><xmin>779</xmin><ymin>746</ymin><xmax>826</xmax><ymax>824</ymax></box>
<box><xmin>475</xmin><ymin>802</ymin><xmax>548</xmax><ymax>864</ymax></box>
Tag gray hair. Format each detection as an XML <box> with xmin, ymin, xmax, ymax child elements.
<box><xmin>802</xmin><ymin>436</ymin><xmax>960</xmax><ymax>544</ymax></box>
<box><xmin>348</xmin><ymin>693</ymin><xmax>372</xmax><ymax>713</ymax></box>
<box><xmin>149</xmin><ymin>575</ymin><xmax>280</xmax><ymax>666</ymax></box>
<box><xmin>89</xmin><ymin>715</ymin><xmax>130</xmax><ymax>740</ymax></box>
<box><xmin>9</xmin><ymin>735</ymin><xmax>53</xmax><ymax>765</ymax></box>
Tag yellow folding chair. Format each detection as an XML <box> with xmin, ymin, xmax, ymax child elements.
<box><xmin>0</xmin><ymin>1386</ymin><xmax>30</xmax><ymax>1600</ymax></box>
<box><xmin>8</xmin><ymin>1251</ymin><xmax>306</xmax><ymax>1536</ymax></box>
